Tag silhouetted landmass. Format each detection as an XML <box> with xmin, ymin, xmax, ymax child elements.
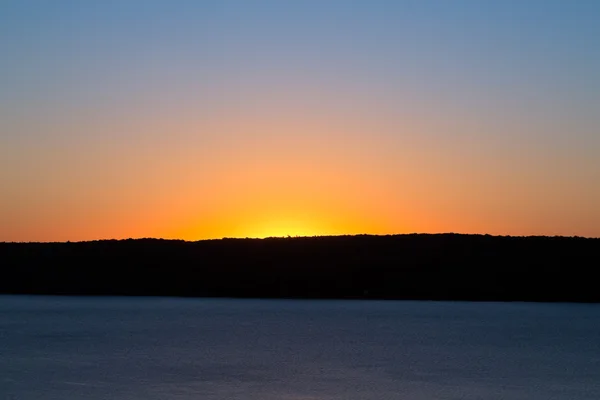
<box><xmin>1</xmin><ymin>234</ymin><xmax>599</xmax><ymax>302</ymax></box>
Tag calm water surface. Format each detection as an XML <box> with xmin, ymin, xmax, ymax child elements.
<box><xmin>1</xmin><ymin>296</ymin><xmax>599</xmax><ymax>399</ymax></box>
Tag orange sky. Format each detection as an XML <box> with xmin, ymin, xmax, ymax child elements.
<box><xmin>3</xmin><ymin>102</ymin><xmax>599</xmax><ymax>242</ymax></box>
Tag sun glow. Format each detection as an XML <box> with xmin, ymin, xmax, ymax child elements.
<box><xmin>241</xmin><ymin>217</ymin><xmax>323</xmax><ymax>238</ymax></box>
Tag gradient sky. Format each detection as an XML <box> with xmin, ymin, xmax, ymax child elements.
<box><xmin>1</xmin><ymin>0</ymin><xmax>599</xmax><ymax>242</ymax></box>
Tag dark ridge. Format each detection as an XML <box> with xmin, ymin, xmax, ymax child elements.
<box><xmin>1</xmin><ymin>234</ymin><xmax>599</xmax><ymax>302</ymax></box>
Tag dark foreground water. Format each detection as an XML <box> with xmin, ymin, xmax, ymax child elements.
<box><xmin>1</xmin><ymin>296</ymin><xmax>599</xmax><ymax>400</ymax></box>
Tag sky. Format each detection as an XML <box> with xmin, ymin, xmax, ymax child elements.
<box><xmin>1</xmin><ymin>0</ymin><xmax>599</xmax><ymax>242</ymax></box>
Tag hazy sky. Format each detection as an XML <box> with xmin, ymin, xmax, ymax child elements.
<box><xmin>2</xmin><ymin>0</ymin><xmax>599</xmax><ymax>241</ymax></box>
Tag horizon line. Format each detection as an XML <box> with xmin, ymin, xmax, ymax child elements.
<box><xmin>2</xmin><ymin>232</ymin><xmax>599</xmax><ymax>244</ymax></box>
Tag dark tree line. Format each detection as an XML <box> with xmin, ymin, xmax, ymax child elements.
<box><xmin>1</xmin><ymin>234</ymin><xmax>599</xmax><ymax>302</ymax></box>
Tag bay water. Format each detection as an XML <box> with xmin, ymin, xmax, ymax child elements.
<box><xmin>1</xmin><ymin>296</ymin><xmax>599</xmax><ymax>399</ymax></box>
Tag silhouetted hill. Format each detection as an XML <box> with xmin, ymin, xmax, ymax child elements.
<box><xmin>1</xmin><ymin>234</ymin><xmax>599</xmax><ymax>302</ymax></box>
